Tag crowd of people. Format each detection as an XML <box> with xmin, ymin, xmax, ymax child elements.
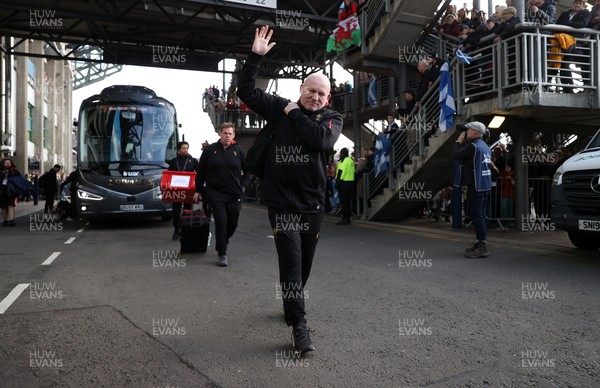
<box><xmin>433</xmin><ymin>0</ymin><xmax>600</xmax><ymax>94</ymax></box>
<box><xmin>0</xmin><ymin>161</ymin><xmax>80</xmax><ymax>226</ymax></box>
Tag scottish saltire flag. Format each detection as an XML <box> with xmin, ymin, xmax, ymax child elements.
<box><xmin>455</xmin><ymin>49</ymin><xmax>472</xmax><ymax>64</ymax></box>
<box><xmin>438</xmin><ymin>61</ymin><xmax>456</xmax><ymax>133</ymax></box>
<box><xmin>367</xmin><ymin>75</ymin><xmax>377</xmax><ymax>107</ymax></box>
<box><xmin>374</xmin><ymin>134</ymin><xmax>391</xmax><ymax>176</ymax></box>
<box><xmin>326</xmin><ymin>16</ymin><xmax>361</xmax><ymax>52</ymax></box>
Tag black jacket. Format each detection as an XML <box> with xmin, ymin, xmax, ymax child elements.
<box><xmin>526</xmin><ymin>2</ymin><xmax>557</xmax><ymax>26</ymax></box>
<box><xmin>415</xmin><ymin>70</ymin><xmax>433</xmax><ymax>103</ymax></box>
<box><xmin>39</xmin><ymin>169</ymin><xmax>58</xmax><ymax>195</ymax></box>
<box><xmin>590</xmin><ymin>4</ymin><xmax>600</xmax><ymax>28</ymax></box>
<box><xmin>237</xmin><ymin>52</ymin><xmax>343</xmax><ymax>213</ymax></box>
<box><xmin>1</xmin><ymin>166</ymin><xmax>21</xmax><ymax>196</ymax></box>
<box><xmin>168</xmin><ymin>154</ymin><xmax>198</xmax><ymax>172</ymax></box>
<box><xmin>496</xmin><ymin>16</ymin><xmax>522</xmax><ymax>37</ymax></box>
<box><xmin>195</xmin><ymin>141</ymin><xmax>247</xmax><ymax>204</ymax></box>
<box><xmin>557</xmin><ymin>8</ymin><xmax>591</xmax><ymax>29</ymax></box>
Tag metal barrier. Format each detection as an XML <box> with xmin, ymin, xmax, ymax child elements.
<box><xmin>423</xmin><ymin>177</ymin><xmax>553</xmax><ymax>230</ymax></box>
<box><xmin>458</xmin><ymin>24</ymin><xmax>600</xmax><ymax>102</ymax></box>
<box><xmin>204</xmin><ymin>95</ymin><xmax>267</xmax><ymax>132</ymax></box>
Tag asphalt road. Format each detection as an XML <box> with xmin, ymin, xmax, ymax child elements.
<box><xmin>1</xmin><ymin>204</ymin><xmax>599</xmax><ymax>387</ymax></box>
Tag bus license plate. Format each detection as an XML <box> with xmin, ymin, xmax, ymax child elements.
<box><xmin>120</xmin><ymin>204</ymin><xmax>144</xmax><ymax>211</ymax></box>
<box><xmin>578</xmin><ymin>220</ymin><xmax>600</xmax><ymax>231</ymax></box>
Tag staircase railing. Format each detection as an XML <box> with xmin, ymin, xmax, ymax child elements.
<box><xmin>359</xmin><ymin>0</ymin><xmax>392</xmax><ymax>53</ymax></box>
<box><xmin>365</xmin><ymin>55</ymin><xmax>460</xmax><ymax>204</ymax></box>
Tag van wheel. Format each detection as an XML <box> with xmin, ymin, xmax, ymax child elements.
<box><xmin>568</xmin><ymin>231</ymin><xmax>600</xmax><ymax>250</ymax></box>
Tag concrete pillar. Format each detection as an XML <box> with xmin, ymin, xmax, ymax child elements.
<box><xmin>388</xmin><ymin>75</ymin><xmax>395</xmax><ymax>115</ymax></box>
<box><xmin>514</xmin><ymin>0</ymin><xmax>525</xmax><ymax>22</ymax></box>
<box><xmin>54</xmin><ymin>58</ymin><xmax>64</xmax><ymax>170</ymax></box>
<box><xmin>513</xmin><ymin>124</ymin><xmax>529</xmax><ymax>233</ymax></box>
<box><xmin>0</xmin><ymin>38</ymin><xmax>4</xmax><ymax>140</ymax></box>
<box><xmin>31</xmin><ymin>41</ymin><xmax>44</xmax><ymax>173</ymax></box>
<box><xmin>398</xmin><ymin>64</ymin><xmax>408</xmax><ymax>111</ymax></box>
<box><xmin>46</xmin><ymin>60</ymin><xmax>56</xmax><ymax>170</ymax></box>
<box><xmin>15</xmin><ymin>41</ymin><xmax>28</xmax><ymax>172</ymax></box>
<box><xmin>63</xmin><ymin>61</ymin><xmax>73</xmax><ymax>172</ymax></box>
<box><xmin>2</xmin><ymin>38</ymin><xmax>13</xmax><ymax>160</ymax></box>
<box><xmin>352</xmin><ymin>70</ymin><xmax>361</xmax><ymax>158</ymax></box>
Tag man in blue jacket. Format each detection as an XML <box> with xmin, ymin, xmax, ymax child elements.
<box><xmin>452</xmin><ymin>122</ymin><xmax>492</xmax><ymax>258</ymax></box>
<box><xmin>237</xmin><ymin>26</ymin><xmax>342</xmax><ymax>353</ymax></box>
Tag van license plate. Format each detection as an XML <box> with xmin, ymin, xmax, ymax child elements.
<box><xmin>578</xmin><ymin>220</ymin><xmax>600</xmax><ymax>231</ymax></box>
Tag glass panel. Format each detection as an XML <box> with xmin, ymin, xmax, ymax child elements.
<box><xmin>79</xmin><ymin>104</ymin><xmax>177</xmax><ymax>168</ymax></box>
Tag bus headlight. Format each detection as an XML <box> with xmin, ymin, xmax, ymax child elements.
<box><xmin>153</xmin><ymin>186</ymin><xmax>163</xmax><ymax>200</ymax></box>
<box><xmin>78</xmin><ymin>189</ymin><xmax>104</xmax><ymax>201</ymax></box>
<box><xmin>552</xmin><ymin>170</ymin><xmax>564</xmax><ymax>186</ymax></box>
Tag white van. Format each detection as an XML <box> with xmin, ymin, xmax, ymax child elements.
<box><xmin>550</xmin><ymin>130</ymin><xmax>600</xmax><ymax>250</ymax></box>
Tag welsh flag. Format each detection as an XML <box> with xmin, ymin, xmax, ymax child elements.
<box><xmin>326</xmin><ymin>16</ymin><xmax>361</xmax><ymax>52</ymax></box>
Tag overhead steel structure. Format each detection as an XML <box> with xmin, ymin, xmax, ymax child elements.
<box><xmin>0</xmin><ymin>0</ymin><xmax>340</xmax><ymax>88</ymax></box>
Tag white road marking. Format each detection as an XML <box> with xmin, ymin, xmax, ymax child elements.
<box><xmin>0</xmin><ymin>284</ymin><xmax>30</xmax><ymax>314</ymax></box>
<box><xmin>76</xmin><ymin>228</ymin><xmax>85</xmax><ymax>233</ymax></box>
<box><xmin>267</xmin><ymin>235</ymin><xmax>274</xmax><ymax>239</ymax></box>
<box><xmin>41</xmin><ymin>252</ymin><xmax>61</xmax><ymax>266</ymax></box>
<box><xmin>64</xmin><ymin>237</ymin><xmax>76</xmax><ymax>244</ymax></box>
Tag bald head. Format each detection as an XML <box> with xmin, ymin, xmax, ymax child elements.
<box><xmin>299</xmin><ymin>73</ymin><xmax>331</xmax><ymax>111</ymax></box>
<box><xmin>304</xmin><ymin>73</ymin><xmax>331</xmax><ymax>94</ymax></box>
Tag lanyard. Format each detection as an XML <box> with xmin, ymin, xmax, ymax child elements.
<box><xmin>177</xmin><ymin>157</ymin><xmax>189</xmax><ymax>171</ymax></box>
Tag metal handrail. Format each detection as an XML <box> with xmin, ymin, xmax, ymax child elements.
<box><xmin>359</xmin><ymin>0</ymin><xmax>389</xmax><ymax>53</ymax></box>
<box><xmin>458</xmin><ymin>24</ymin><xmax>600</xmax><ymax>101</ymax></box>
<box><xmin>362</xmin><ymin>33</ymin><xmax>462</xmax><ymax>204</ymax></box>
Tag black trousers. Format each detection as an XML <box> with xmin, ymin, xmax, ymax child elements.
<box><xmin>172</xmin><ymin>202</ymin><xmax>192</xmax><ymax>230</ymax></box>
<box><xmin>44</xmin><ymin>192</ymin><xmax>56</xmax><ymax>213</ymax></box>
<box><xmin>210</xmin><ymin>199</ymin><xmax>241</xmax><ymax>256</ymax></box>
<box><xmin>338</xmin><ymin>181</ymin><xmax>355</xmax><ymax>220</ymax></box>
<box><xmin>268</xmin><ymin>208</ymin><xmax>322</xmax><ymax>327</ymax></box>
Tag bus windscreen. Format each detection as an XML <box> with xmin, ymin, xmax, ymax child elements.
<box><xmin>79</xmin><ymin>104</ymin><xmax>177</xmax><ymax>170</ymax></box>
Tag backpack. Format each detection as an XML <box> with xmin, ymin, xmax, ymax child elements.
<box><xmin>245</xmin><ymin>123</ymin><xmax>276</xmax><ymax>180</ymax></box>
<box><xmin>38</xmin><ymin>172</ymin><xmax>49</xmax><ymax>189</ymax></box>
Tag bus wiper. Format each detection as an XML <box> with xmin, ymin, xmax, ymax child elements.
<box><xmin>80</xmin><ymin>162</ymin><xmax>114</xmax><ymax>173</ymax></box>
<box><xmin>133</xmin><ymin>163</ymin><xmax>167</xmax><ymax>167</ymax></box>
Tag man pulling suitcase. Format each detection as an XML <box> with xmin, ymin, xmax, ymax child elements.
<box><xmin>193</xmin><ymin>122</ymin><xmax>249</xmax><ymax>267</ymax></box>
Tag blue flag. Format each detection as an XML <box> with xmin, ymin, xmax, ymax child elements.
<box><xmin>455</xmin><ymin>49</ymin><xmax>472</xmax><ymax>64</ymax></box>
<box><xmin>374</xmin><ymin>134</ymin><xmax>391</xmax><ymax>176</ymax></box>
<box><xmin>438</xmin><ymin>61</ymin><xmax>456</xmax><ymax>133</ymax></box>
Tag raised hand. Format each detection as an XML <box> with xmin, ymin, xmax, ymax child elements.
<box><xmin>252</xmin><ymin>25</ymin><xmax>276</xmax><ymax>56</ymax></box>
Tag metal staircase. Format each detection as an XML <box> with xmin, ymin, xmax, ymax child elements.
<box><xmin>361</xmin><ymin>23</ymin><xmax>600</xmax><ymax>221</ymax></box>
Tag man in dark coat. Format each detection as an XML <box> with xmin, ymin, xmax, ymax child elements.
<box><xmin>39</xmin><ymin>164</ymin><xmax>61</xmax><ymax>214</ymax></box>
<box><xmin>193</xmin><ymin>124</ymin><xmax>247</xmax><ymax>267</ymax></box>
<box><xmin>167</xmin><ymin>141</ymin><xmax>198</xmax><ymax>240</ymax></box>
<box><xmin>237</xmin><ymin>26</ymin><xmax>342</xmax><ymax>353</ymax></box>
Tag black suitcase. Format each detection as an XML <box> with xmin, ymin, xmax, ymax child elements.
<box><xmin>179</xmin><ymin>208</ymin><xmax>210</xmax><ymax>254</ymax></box>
